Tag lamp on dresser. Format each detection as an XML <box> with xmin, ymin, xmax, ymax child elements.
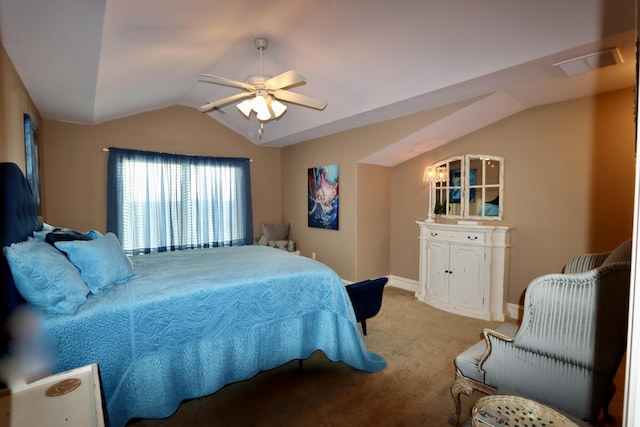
<box><xmin>422</xmin><ymin>165</ymin><xmax>447</xmax><ymax>222</ymax></box>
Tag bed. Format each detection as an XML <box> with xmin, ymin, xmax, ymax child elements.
<box><xmin>0</xmin><ymin>162</ymin><xmax>386</xmax><ymax>426</ymax></box>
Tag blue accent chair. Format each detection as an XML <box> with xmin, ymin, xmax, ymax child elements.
<box><xmin>450</xmin><ymin>240</ymin><xmax>632</xmax><ymax>426</ymax></box>
<box><xmin>345</xmin><ymin>277</ymin><xmax>388</xmax><ymax>335</ymax></box>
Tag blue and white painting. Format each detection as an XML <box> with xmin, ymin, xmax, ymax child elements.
<box><xmin>308</xmin><ymin>164</ymin><xmax>339</xmax><ymax>230</ymax></box>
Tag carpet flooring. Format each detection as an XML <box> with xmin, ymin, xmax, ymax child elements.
<box><xmin>128</xmin><ymin>286</ymin><xmax>625</xmax><ymax>427</ymax></box>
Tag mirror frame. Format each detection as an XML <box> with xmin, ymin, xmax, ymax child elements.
<box><xmin>431</xmin><ymin>154</ymin><xmax>504</xmax><ymax>221</ymax></box>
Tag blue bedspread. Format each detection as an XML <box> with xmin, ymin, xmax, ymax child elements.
<box><xmin>42</xmin><ymin>246</ymin><xmax>386</xmax><ymax>426</ymax></box>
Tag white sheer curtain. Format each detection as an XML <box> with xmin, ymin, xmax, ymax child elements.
<box><xmin>107</xmin><ymin>148</ymin><xmax>253</xmax><ymax>254</ymax></box>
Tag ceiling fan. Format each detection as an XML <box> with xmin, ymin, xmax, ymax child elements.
<box><xmin>199</xmin><ymin>38</ymin><xmax>328</xmax><ymax>123</ymax></box>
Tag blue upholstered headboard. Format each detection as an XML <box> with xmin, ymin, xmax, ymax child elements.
<box><xmin>1</xmin><ymin>162</ymin><xmax>42</xmax><ymax>354</ymax></box>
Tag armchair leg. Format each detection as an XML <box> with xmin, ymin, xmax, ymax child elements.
<box><xmin>448</xmin><ymin>370</ymin><xmax>495</xmax><ymax>426</ymax></box>
<box><xmin>361</xmin><ymin>320</ymin><xmax>367</xmax><ymax>336</ymax></box>
<box><xmin>449</xmin><ymin>374</ymin><xmax>473</xmax><ymax>426</ymax></box>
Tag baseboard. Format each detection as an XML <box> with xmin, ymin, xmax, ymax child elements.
<box><xmin>388</xmin><ymin>275</ymin><xmax>522</xmax><ymax>322</ymax></box>
<box><xmin>343</xmin><ymin>275</ymin><xmax>418</xmax><ymax>293</ymax></box>
<box><xmin>346</xmin><ymin>274</ymin><xmax>521</xmax><ymax>320</ymax></box>
<box><xmin>387</xmin><ymin>275</ymin><xmax>418</xmax><ymax>293</ymax></box>
<box><xmin>507</xmin><ymin>302</ymin><xmax>523</xmax><ymax>322</ymax></box>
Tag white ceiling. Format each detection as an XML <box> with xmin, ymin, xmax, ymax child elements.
<box><xmin>0</xmin><ymin>0</ymin><xmax>636</xmax><ymax>166</ymax></box>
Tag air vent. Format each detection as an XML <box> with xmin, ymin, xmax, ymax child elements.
<box><xmin>553</xmin><ymin>48</ymin><xmax>623</xmax><ymax>76</ymax></box>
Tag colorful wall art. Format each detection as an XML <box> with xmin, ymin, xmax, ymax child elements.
<box><xmin>308</xmin><ymin>164</ymin><xmax>339</xmax><ymax>230</ymax></box>
<box><xmin>24</xmin><ymin>114</ymin><xmax>41</xmax><ymax>214</ymax></box>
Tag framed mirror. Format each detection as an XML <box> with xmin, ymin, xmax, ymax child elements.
<box><xmin>431</xmin><ymin>154</ymin><xmax>504</xmax><ymax>221</ymax></box>
<box><xmin>433</xmin><ymin>156</ymin><xmax>462</xmax><ymax>217</ymax></box>
<box><xmin>467</xmin><ymin>155</ymin><xmax>503</xmax><ymax>220</ymax></box>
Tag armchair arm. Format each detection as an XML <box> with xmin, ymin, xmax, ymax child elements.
<box><xmin>478</xmin><ymin>325</ymin><xmax>606</xmax><ymax>421</ymax></box>
<box><xmin>563</xmin><ymin>252</ymin><xmax>610</xmax><ymax>274</ymax></box>
<box><xmin>478</xmin><ymin>327</ymin><xmax>515</xmax><ymax>371</ymax></box>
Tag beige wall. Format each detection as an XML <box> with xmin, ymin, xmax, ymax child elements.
<box><xmin>281</xmin><ymin>100</ymin><xmax>476</xmax><ymax>280</ymax></box>
<box><xmin>390</xmin><ymin>89</ymin><xmax>636</xmax><ymax>304</ymax></box>
<box><xmin>281</xmin><ymin>136</ymin><xmax>358</xmax><ymax>278</ymax></box>
<box><xmin>0</xmin><ymin>43</ymin><xmax>42</xmax><ymax>176</ymax></box>
<box><xmin>356</xmin><ymin>163</ymin><xmax>390</xmax><ymax>281</ymax></box>
<box><xmin>41</xmin><ymin>106</ymin><xmax>282</xmax><ymax>236</ymax></box>
<box><xmin>282</xmin><ymin>89</ymin><xmax>634</xmax><ymax>292</ymax></box>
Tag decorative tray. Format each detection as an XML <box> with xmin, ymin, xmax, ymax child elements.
<box><xmin>472</xmin><ymin>395</ymin><xmax>578</xmax><ymax>427</ymax></box>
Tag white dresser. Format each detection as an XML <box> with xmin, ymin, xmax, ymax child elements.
<box><xmin>416</xmin><ymin>221</ymin><xmax>510</xmax><ymax>321</ymax></box>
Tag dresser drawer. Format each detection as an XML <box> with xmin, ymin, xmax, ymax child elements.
<box><xmin>426</xmin><ymin>229</ymin><xmax>486</xmax><ymax>244</ymax></box>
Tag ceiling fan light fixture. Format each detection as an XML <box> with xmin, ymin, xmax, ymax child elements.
<box><xmin>237</xmin><ymin>99</ymin><xmax>253</xmax><ymax>117</ymax></box>
<box><xmin>200</xmin><ymin>37</ymin><xmax>326</xmax><ymax>134</ymax></box>
<box><xmin>271</xmin><ymin>99</ymin><xmax>287</xmax><ymax>118</ymax></box>
<box><xmin>252</xmin><ymin>95</ymin><xmax>271</xmax><ymax>121</ymax></box>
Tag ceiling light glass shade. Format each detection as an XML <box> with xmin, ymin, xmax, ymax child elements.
<box><xmin>270</xmin><ymin>99</ymin><xmax>287</xmax><ymax>118</ymax></box>
<box><xmin>252</xmin><ymin>95</ymin><xmax>271</xmax><ymax>121</ymax></box>
<box><xmin>236</xmin><ymin>93</ymin><xmax>287</xmax><ymax>122</ymax></box>
<box><xmin>237</xmin><ymin>99</ymin><xmax>253</xmax><ymax>117</ymax></box>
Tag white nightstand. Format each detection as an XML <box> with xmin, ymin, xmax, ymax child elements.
<box><xmin>0</xmin><ymin>363</ymin><xmax>105</xmax><ymax>427</ymax></box>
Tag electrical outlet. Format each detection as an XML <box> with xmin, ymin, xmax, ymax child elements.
<box><xmin>312</xmin><ymin>252</ymin><xmax>316</xmax><ymax>260</ymax></box>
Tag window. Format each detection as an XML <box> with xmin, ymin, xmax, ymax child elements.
<box><xmin>107</xmin><ymin>148</ymin><xmax>253</xmax><ymax>254</ymax></box>
<box><xmin>433</xmin><ymin>154</ymin><xmax>504</xmax><ymax>220</ymax></box>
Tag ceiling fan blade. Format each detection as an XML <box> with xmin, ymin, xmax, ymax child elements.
<box><xmin>198</xmin><ymin>73</ymin><xmax>254</xmax><ymax>91</ymax></box>
<box><xmin>273</xmin><ymin>90</ymin><xmax>328</xmax><ymax>110</ymax></box>
<box><xmin>265</xmin><ymin>70</ymin><xmax>306</xmax><ymax>90</ymax></box>
<box><xmin>201</xmin><ymin>92</ymin><xmax>253</xmax><ymax>112</ymax></box>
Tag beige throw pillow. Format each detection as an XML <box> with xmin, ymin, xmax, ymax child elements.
<box><xmin>602</xmin><ymin>238</ymin><xmax>632</xmax><ymax>266</ymax></box>
<box><xmin>261</xmin><ymin>223</ymin><xmax>289</xmax><ymax>241</ymax></box>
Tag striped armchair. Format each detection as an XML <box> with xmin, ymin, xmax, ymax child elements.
<box><xmin>449</xmin><ymin>240</ymin><xmax>632</xmax><ymax>426</ymax></box>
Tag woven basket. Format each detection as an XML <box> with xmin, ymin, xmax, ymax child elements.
<box><xmin>472</xmin><ymin>395</ymin><xmax>578</xmax><ymax>427</ymax></box>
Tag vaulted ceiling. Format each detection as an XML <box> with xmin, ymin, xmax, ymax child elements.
<box><xmin>0</xmin><ymin>0</ymin><xmax>635</xmax><ymax>165</ymax></box>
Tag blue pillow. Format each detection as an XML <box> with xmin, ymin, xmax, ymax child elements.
<box><xmin>2</xmin><ymin>238</ymin><xmax>90</xmax><ymax>314</ymax></box>
<box><xmin>55</xmin><ymin>232</ymin><xmax>136</xmax><ymax>294</ymax></box>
